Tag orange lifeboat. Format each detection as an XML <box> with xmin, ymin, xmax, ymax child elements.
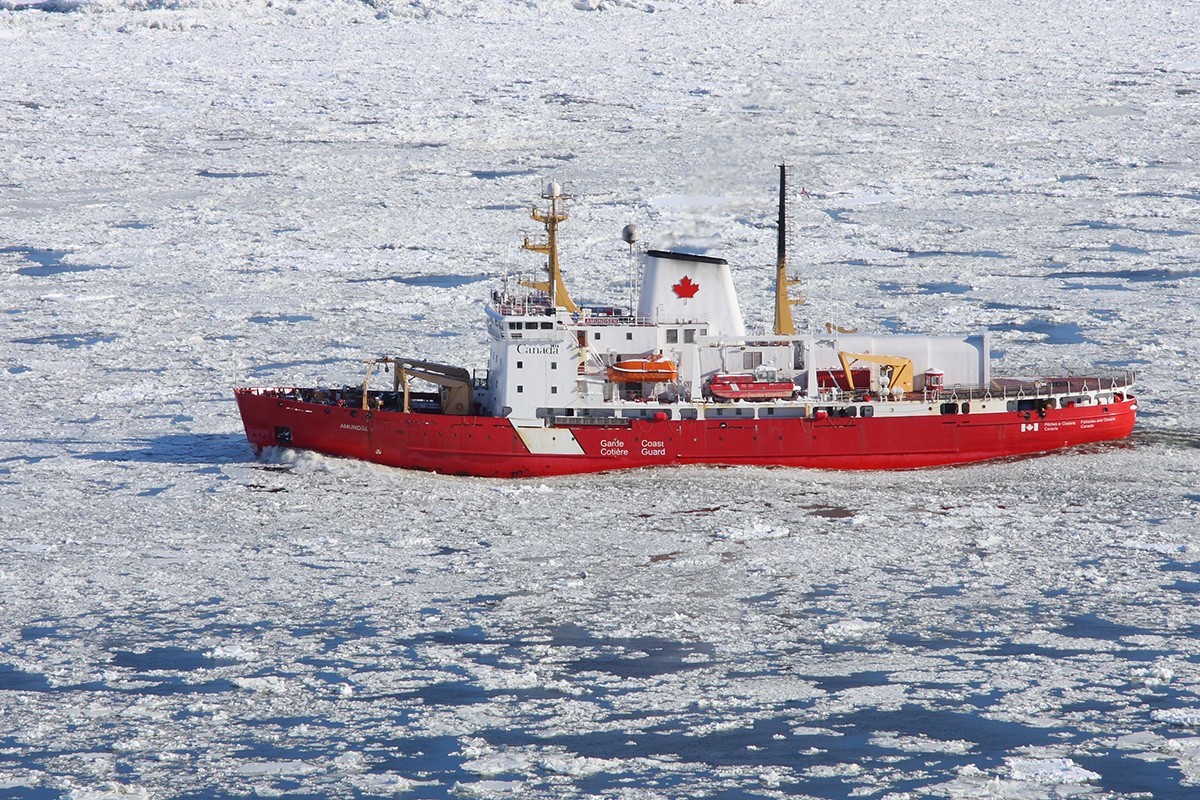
<box><xmin>607</xmin><ymin>355</ymin><xmax>678</xmax><ymax>384</ymax></box>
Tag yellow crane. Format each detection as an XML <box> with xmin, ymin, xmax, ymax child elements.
<box><xmin>362</xmin><ymin>357</ymin><xmax>474</xmax><ymax>414</ymax></box>
<box><xmin>837</xmin><ymin>351</ymin><xmax>914</xmax><ymax>394</ymax></box>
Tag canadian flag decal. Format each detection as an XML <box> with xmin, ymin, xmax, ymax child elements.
<box><xmin>672</xmin><ymin>275</ymin><xmax>699</xmax><ymax>299</ymax></box>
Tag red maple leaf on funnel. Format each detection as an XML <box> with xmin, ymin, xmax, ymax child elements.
<box><xmin>672</xmin><ymin>275</ymin><xmax>699</xmax><ymax>299</ymax></box>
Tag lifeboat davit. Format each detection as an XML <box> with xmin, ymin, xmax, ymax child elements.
<box><xmin>706</xmin><ymin>373</ymin><xmax>797</xmax><ymax>401</ymax></box>
<box><xmin>607</xmin><ymin>355</ymin><xmax>678</xmax><ymax>384</ymax></box>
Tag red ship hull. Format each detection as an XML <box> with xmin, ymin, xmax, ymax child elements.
<box><xmin>235</xmin><ymin>388</ymin><xmax>1137</xmax><ymax>478</ymax></box>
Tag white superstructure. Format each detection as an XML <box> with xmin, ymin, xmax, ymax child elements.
<box><xmin>478</xmin><ymin>235</ymin><xmax>990</xmax><ymax>422</ymax></box>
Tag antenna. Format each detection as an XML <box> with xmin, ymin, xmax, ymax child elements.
<box><xmin>773</xmin><ymin>164</ymin><xmax>803</xmax><ymax>336</ymax></box>
<box><xmin>622</xmin><ymin>223</ymin><xmax>640</xmax><ymax>314</ymax></box>
<box><xmin>520</xmin><ymin>181</ymin><xmax>578</xmax><ymax>313</ymax></box>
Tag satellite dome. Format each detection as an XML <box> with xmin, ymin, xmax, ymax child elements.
<box><xmin>621</xmin><ymin>224</ymin><xmax>640</xmax><ymax>245</ymax></box>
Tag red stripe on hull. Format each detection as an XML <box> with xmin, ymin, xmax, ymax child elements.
<box><xmin>235</xmin><ymin>390</ymin><xmax>1137</xmax><ymax>478</ymax></box>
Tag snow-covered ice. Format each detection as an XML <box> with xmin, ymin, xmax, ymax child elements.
<box><xmin>2</xmin><ymin>0</ymin><xmax>1200</xmax><ymax>798</ymax></box>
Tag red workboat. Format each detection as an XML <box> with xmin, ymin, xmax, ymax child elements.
<box><xmin>705</xmin><ymin>371</ymin><xmax>797</xmax><ymax>401</ymax></box>
<box><xmin>235</xmin><ymin>170</ymin><xmax>1137</xmax><ymax>478</ymax></box>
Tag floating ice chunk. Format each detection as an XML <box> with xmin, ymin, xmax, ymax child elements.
<box><xmin>290</xmin><ymin>535</ymin><xmax>340</xmax><ymax>550</ymax></box>
<box><xmin>687</xmin><ymin>719</ymin><xmax>750</xmax><ymax>736</ymax></box>
<box><xmin>332</xmin><ymin>751</ymin><xmax>366</xmax><ymax>772</ymax></box>
<box><xmin>1152</xmin><ymin>708</ymin><xmax>1200</xmax><ymax>727</ymax></box>
<box><xmin>840</xmin><ymin>191</ymin><xmax>911</xmax><ymax>208</ymax></box>
<box><xmin>760</xmin><ymin>768</ymin><xmax>783</xmax><ymax>787</ymax></box>
<box><xmin>0</xmin><ymin>773</ymin><xmax>39</xmax><ymax>792</ymax></box>
<box><xmin>349</xmin><ymin>773</ymin><xmax>436</xmax><ymax>794</ymax></box>
<box><xmin>834</xmin><ymin>683</ymin><xmax>907</xmax><ymax>712</ymax></box>
<box><xmin>931</xmin><ymin>765</ymin><xmax>1002</xmax><ymax>796</ymax></box>
<box><xmin>234</xmin><ymin>759</ymin><xmax>319</xmax><ymax>776</ymax></box>
<box><xmin>206</xmin><ymin>643</ymin><xmax>258</xmax><ymax>661</ymax></box>
<box><xmin>495</xmin><ymin>483</ymin><xmax>553</xmax><ymax>496</ymax></box>
<box><xmin>1130</xmin><ymin>661</ymin><xmax>1175</xmax><ymax>687</ymax></box>
<box><xmin>472</xmin><ymin>665</ymin><xmax>542</xmax><ymax>691</ymax></box>
<box><xmin>539</xmin><ymin>753</ymin><xmax>610</xmax><ymax>777</ymax></box>
<box><xmin>11</xmin><ymin>542</ymin><xmax>58</xmax><ymax>554</ymax></box>
<box><xmin>232</xmin><ymin>675</ymin><xmax>290</xmax><ymax>694</ymax></box>
<box><xmin>1160</xmin><ymin>734</ymin><xmax>1200</xmax><ymax>781</ymax></box>
<box><xmin>1006</xmin><ymin>756</ymin><xmax>1100</xmax><ymax>784</ymax></box>
<box><xmin>453</xmin><ymin>780</ymin><xmax>526</xmax><ymax>795</ymax></box>
<box><xmin>1116</xmin><ymin>538</ymin><xmax>1200</xmax><ymax>558</ymax></box>
<box><xmin>972</xmin><ymin>534</ymin><xmax>1005</xmax><ymax>550</ymax></box>
<box><xmin>724</xmin><ymin>675</ymin><xmax>823</xmax><ymax>704</ymax></box>
<box><xmin>1161</xmin><ymin>737</ymin><xmax>1200</xmax><ymax>755</ymax></box>
<box><xmin>790</xmin><ymin>725</ymin><xmax>843</xmax><ymax>737</ymax></box>
<box><xmin>650</xmin><ymin>193</ymin><xmax>740</xmax><ymax>209</ymax></box>
<box><xmin>806</xmin><ymin>762</ymin><xmax>863</xmax><ymax>777</ymax></box>
<box><xmin>1115</xmin><ymin>731</ymin><xmax>1167</xmax><ymax>751</ymax></box>
<box><xmin>870</xmin><ymin>732</ymin><xmax>975</xmax><ymax>754</ymax></box>
<box><xmin>461</xmin><ymin>751</ymin><xmax>535</xmax><ymax>776</ymax></box>
<box><xmin>714</xmin><ymin>519</ymin><xmax>790</xmax><ymax>541</ymax></box>
<box><xmin>66</xmin><ymin>782</ymin><xmax>153</xmax><ymax>799</ymax></box>
<box><xmin>823</xmin><ymin>617</ymin><xmax>882</xmax><ymax>640</ymax></box>
<box><xmin>1159</xmin><ymin>737</ymin><xmax>1200</xmax><ymax>785</ymax></box>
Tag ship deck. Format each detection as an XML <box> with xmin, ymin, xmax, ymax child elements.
<box><xmin>238</xmin><ymin>370</ymin><xmax>1135</xmax><ymax>425</ymax></box>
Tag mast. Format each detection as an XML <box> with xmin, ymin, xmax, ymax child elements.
<box><xmin>773</xmin><ymin>163</ymin><xmax>802</xmax><ymax>336</ymax></box>
<box><xmin>521</xmin><ymin>181</ymin><xmax>579</xmax><ymax>313</ymax></box>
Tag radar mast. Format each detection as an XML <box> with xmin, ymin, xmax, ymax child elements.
<box><xmin>521</xmin><ymin>181</ymin><xmax>579</xmax><ymax>313</ymax></box>
<box><xmin>773</xmin><ymin>163</ymin><xmax>804</xmax><ymax>336</ymax></box>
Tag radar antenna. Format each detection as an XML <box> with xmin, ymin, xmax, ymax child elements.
<box><xmin>622</xmin><ymin>222</ymin><xmax>641</xmax><ymax>314</ymax></box>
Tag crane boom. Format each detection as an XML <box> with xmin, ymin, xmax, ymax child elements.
<box><xmin>837</xmin><ymin>351</ymin><xmax>915</xmax><ymax>393</ymax></box>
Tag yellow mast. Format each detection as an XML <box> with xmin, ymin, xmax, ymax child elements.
<box><xmin>773</xmin><ymin>163</ymin><xmax>803</xmax><ymax>336</ymax></box>
<box><xmin>521</xmin><ymin>181</ymin><xmax>579</xmax><ymax>313</ymax></box>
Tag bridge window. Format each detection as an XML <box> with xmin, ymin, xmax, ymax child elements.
<box><xmin>540</xmin><ymin>321</ymin><xmax>553</xmax><ymax>329</ymax></box>
<box><xmin>684</xmin><ymin>329</ymin><xmax>695</xmax><ymax>343</ymax></box>
<box><xmin>517</xmin><ymin>385</ymin><xmax>524</xmax><ymax>393</ymax></box>
<box><xmin>666</xmin><ymin>329</ymin><xmax>678</xmax><ymax>344</ymax></box>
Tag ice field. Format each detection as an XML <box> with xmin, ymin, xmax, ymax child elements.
<box><xmin>3</xmin><ymin>1</ymin><xmax>1200</xmax><ymax>797</ymax></box>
